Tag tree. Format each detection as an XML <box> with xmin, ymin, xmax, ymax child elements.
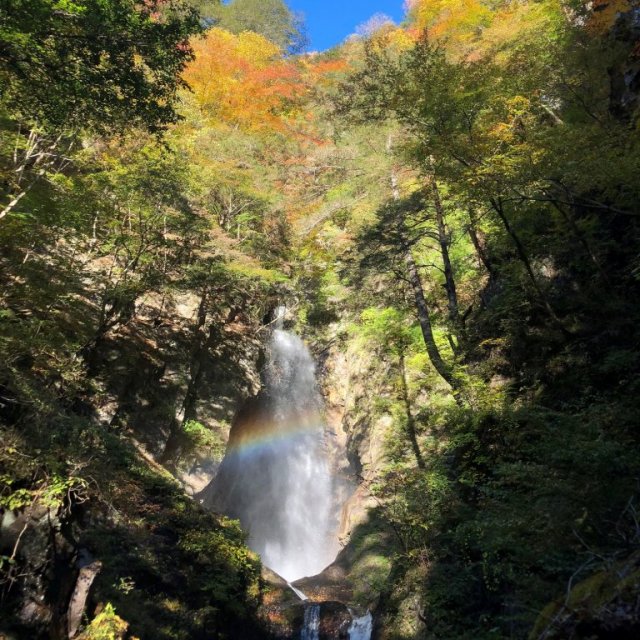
<box><xmin>211</xmin><ymin>0</ymin><xmax>307</xmax><ymax>54</ymax></box>
<box><xmin>360</xmin><ymin>307</ymin><xmax>425</xmax><ymax>469</ymax></box>
<box><xmin>356</xmin><ymin>190</ymin><xmax>461</xmax><ymax>396</ymax></box>
<box><xmin>355</xmin><ymin>13</ymin><xmax>395</xmax><ymax>38</ymax></box>
<box><xmin>0</xmin><ymin>0</ymin><xmax>201</xmax><ymax>132</ymax></box>
<box><xmin>0</xmin><ymin>0</ymin><xmax>201</xmax><ymax>223</ymax></box>
<box><xmin>183</xmin><ymin>27</ymin><xmax>306</xmax><ymax>133</ymax></box>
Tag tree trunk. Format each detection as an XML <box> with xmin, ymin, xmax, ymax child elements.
<box><xmin>432</xmin><ymin>181</ymin><xmax>460</xmax><ymax>327</ymax></box>
<box><xmin>160</xmin><ymin>291</ymin><xmax>211</xmax><ymax>464</ymax></box>
<box><xmin>489</xmin><ymin>197</ymin><xmax>568</xmax><ymax>333</ymax></box>
<box><xmin>0</xmin><ymin>189</ymin><xmax>29</xmax><ymax>221</ymax></box>
<box><xmin>430</xmin><ymin>180</ymin><xmax>465</xmax><ymax>354</ymax></box>
<box><xmin>398</xmin><ymin>351</ymin><xmax>425</xmax><ymax>469</ymax></box>
<box><xmin>404</xmin><ymin>244</ymin><xmax>460</xmax><ymax>395</ymax></box>
<box><xmin>386</xmin><ymin>136</ymin><xmax>461</xmax><ymax>397</ymax></box>
<box><xmin>467</xmin><ymin>208</ymin><xmax>494</xmax><ymax>276</ymax></box>
<box><xmin>67</xmin><ymin>561</ymin><xmax>103</xmax><ymax>639</ymax></box>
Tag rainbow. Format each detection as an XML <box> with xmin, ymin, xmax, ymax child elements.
<box><xmin>226</xmin><ymin>408</ymin><xmax>325</xmax><ymax>459</ymax></box>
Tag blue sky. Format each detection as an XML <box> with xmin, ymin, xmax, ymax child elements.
<box><xmin>287</xmin><ymin>1</ymin><xmax>406</xmax><ymax>51</ymax></box>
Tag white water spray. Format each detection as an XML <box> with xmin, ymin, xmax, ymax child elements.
<box><xmin>204</xmin><ymin>307</ymin><xmax>338</xmax><ymax>581</ymax></box>
<box><xmin>348</xmin><ymin>611</ymin><xmax>373</xmax><ymax>640</ymax></box>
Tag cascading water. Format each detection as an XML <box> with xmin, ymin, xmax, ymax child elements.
<box><xmin>348</xmin><ymin>612</ymin><xmax>373</xmax><ymax>640</ymax></box>
<box><xmin>203</xmin><ymin>307</ymin><xmax>338</xmax><ymax>581</ymax></box>
<box><xmin>301</xmin><ymin>605</ymin><xmax>321</xmax><ymax>640</ymax></box>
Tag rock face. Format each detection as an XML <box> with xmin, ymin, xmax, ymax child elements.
<box><xmin>0</xmin><ymin>501</ymin><xmax>93</xmax><ymax>639</ymax></box>
<box><xmin>317</xmin><ymin>602</ymin><xmax>353</xmax><ymax>639</ymax></box>
<box><xmin>259</xmin><ymin>566</ymin><xmax>306</xmax><ymax>639</ymax></box>
<box><xmin>610</xmin><ymin>7</ymin><xmax>640</xmax><ymax>121</ymax></box>
<box><xmin>259</xmin><ymin>568</ymin><xmax>354</xmax><ymax>640</ymax></box>
<box><xmin>309</xmin><ymin>329</ymin><xmax>398</xmax><ymax>609</ymax></box>
<box><xmin>262</xmin><ymin>594</ymin><xmax>352</xmax><ymax>640</ymax></box>
<box><xmin>87</xmin><ymin>289</ymin><xmax>265</xmax><ymax>493</ymax></box>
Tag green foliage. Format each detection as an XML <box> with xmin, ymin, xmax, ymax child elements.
<box><xmin>0</xmin><ymin>472</ymin><xmax>87</xmax><ymax>510</ymax></box>
<box><xmin>0</xmin><ymin>484</ymin><xmax>32</xmax><ymax>510</ymax></box>
<box><xmin>79</xmin><ymin>603</ymin><xmax>128</xmax><ymax>640</ymax></box>
<box><xmin>331</xmin><ymin>3</ymin><xmax>640</xmax><ymax>637</ymax></box>
<box><xmin>0</xmin><ymin>0</ymin><xmax>201</xmax><ymax>132</ymax></box>
<box><xmin>359</xmin><ymin>307</ymin><xmax>413</xmax><ymax>355</ymax></box>
<box><xmin>208</xmin><ymin>0</ymin><xmax>307</xmax><ymax>53</ymax></box>
<box><xmin>182</xmin><ymin>420</ymin><xmax>226</xmax><ymax>458</ymax></box>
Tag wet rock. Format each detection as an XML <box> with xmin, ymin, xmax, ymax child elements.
<box><xmin>293</xmin><ymin>567</ymin><xmax>354</xmax><ymax>605</ymax></box>
<box><xmin>259</xmin><ymin>565</ymin><xmax>305</xmax><ymax>639</ymax></box>
<box><xmin>262</xmin><ymin>603</ymin><xmax>305</xmax><ymax>640</ymax></box>
<box><xmin>262</xmin><ymin>598</ymin><xmax>352</xmax><ymax>640</ymax></box>
<box><xmin>0</xmin><ymin>501</ymin><xmax>79</xmax><ymax>638</ymax></box>
<box><xmin>318</xmin><ymin>601</ymin><xmax>352</xmax><ymax>639</ymax></box>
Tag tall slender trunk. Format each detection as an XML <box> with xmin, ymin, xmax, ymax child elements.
<box><xmin>161</xmin><ymin>290</ymin><xmax>211</xmax><ymax>463</ymax></box>
<box><xmin>432</xmin><ymin>181</ymin><xmax>459</xmax><ymax>326</ymax></box>
<box><xmin>490</xmin><ymin>197</ymin><xmax>568</xmax><ymax>333</ymax></box>
<box><xmin>467</xmin><ymin>208</ymin><xmax>494</xmax><ymax>276</ymax></box>
<box><xmin>404</xmin><ymin>245</ymin><xmax>460</xmax><ymax>394</ymax></box>
<box><xmin>181</xmin><ymin>325</ymin><xmax>219</xmax><ymax>423</ymax></box>
<box><xmin>431</xmin><ymin>180</ymin><xmax>465</xmax><ymax>353</ymax></box>
<box><xmin>386</xmin><ymin>135</ymin><xmax>461</xmax><ymax>396</ymax></box>
<box><xmin>398</xmin><ymin>351</ymin><xmax>425</xmax><ymax>469</ymax></box>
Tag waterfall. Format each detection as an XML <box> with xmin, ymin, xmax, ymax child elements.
<box><xmin>288</xmin><ymin>582</ymin><xmax>309</xmax><ymax>601</ymax></box>
<box><xmin>348</xmin><ymin>611</ymin><xmax>373</xmax><ymax>640</ymax></box>
<box><xmin>204</xmin><ymin>307</ymin><xmax>338</xmax><ymax>581</ymax></box>
<box><xmin>301</xmin><ymin>605</ymin><xmax>321</xmax><ymax>640</ymax></box>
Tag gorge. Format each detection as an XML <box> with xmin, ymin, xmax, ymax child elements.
<box><xmin>1</xmin><ymin>1</ymin><xmax>640</xmax><ymax>639</ymax></box>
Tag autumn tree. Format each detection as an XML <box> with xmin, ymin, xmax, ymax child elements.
<box><xmin>183</xmin><ymin>27</ymin><xmax>306</xmax><ymax>133</ymax></box>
